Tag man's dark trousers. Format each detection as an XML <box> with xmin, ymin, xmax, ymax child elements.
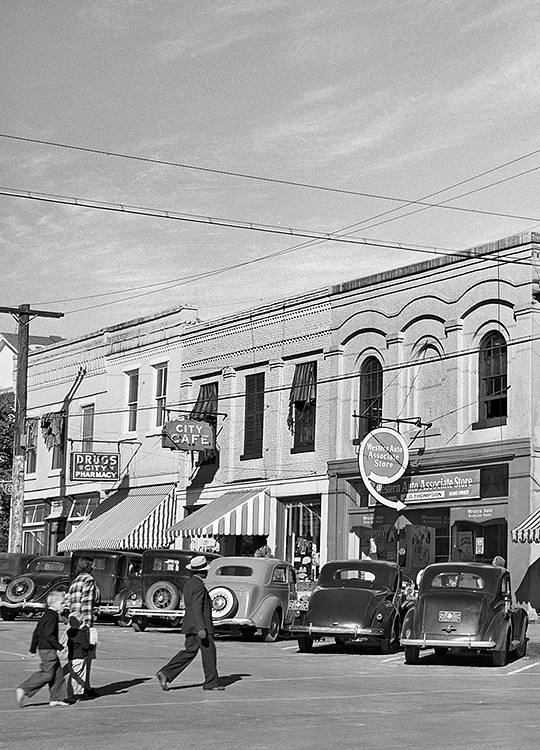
<box><xmin>160</xmin><ymin>633</ymin><xmax>219</xmax><ymax>689</ymax></box>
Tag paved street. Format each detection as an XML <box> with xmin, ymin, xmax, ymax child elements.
<box><xmin>2</xmin><ymin>619</ymin><xmax>540</xmax><ymax>750</ymax></box>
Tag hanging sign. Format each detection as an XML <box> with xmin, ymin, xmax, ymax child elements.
<box><xmin>70</xmin><ymin>452</ymin><xmax>120</xmax><ymax>481</ymax></box>
<box><xmin>358</xmin><ymin>427</ymin><xmax>410</xmax><ymax>510</ymax></box>
<box><xmin>162</xmin><ymin>418</ymin><xmax>215</xmax><ymax>451</ymax></box>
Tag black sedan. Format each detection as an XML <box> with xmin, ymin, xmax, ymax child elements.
<box><xmin>400</xmin><ymin>562</ymin><xmax>528</xmax><ymax>666</ymax></box>
<box><xmin>290</xmin><ymin>559</ymin><xmax>412</xmax><ymax>654</ymax></box>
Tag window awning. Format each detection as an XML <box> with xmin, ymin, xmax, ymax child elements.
<box><xmin>167</xmin><ymin>487</ymin><xmax>272</xmax><ymax>538</ymax></box>
<box><xmin>512</xmin><ymin>507</ymin><xmax>540</xmax><ymax>543</ymax></box>
<box><xmin>58</xmin><ymin>484</ymin><xmax>176</xmax><ymax>551</ymax></box>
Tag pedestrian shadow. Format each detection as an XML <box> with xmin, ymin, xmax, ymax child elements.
<box><xmin>91</xmin><ymin>678</ymin><xmax>151</xmax><ymax>697</ymax></box>
<box><xmin>167</xmin><ymin>673</ymin><xmax>250</xmax><ymax>691</ymax></box>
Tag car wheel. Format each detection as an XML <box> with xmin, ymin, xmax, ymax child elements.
<box><xmin>298</xmin><ymin>636</ymin><xmax>313</xmax><ymax>653</ymax></box>
<box><xmin>381</xmin><ymin>617</ymin><xmax>400</xmax><ymax>654</ymax></box>
<box><xmin>5</xmin><ymin>577</ymin><xmax>36</xmax><ymax>603</ymax></box>
<box><xmin>492</xmin><ymin>634</ymin><xmax>510</xmax><ymax>667</ymax></box>
<box><xmin>434</xmin><ymin>647</ymin><xmax>448</xmax><ymax>656</ymax></box>
<box><xmin>209</xmin><ymin>587</ymin><xmax>238</xmax><ymax>620</ymax></box>
<box><xmin>0</xmin><ymin>607</ymin><xmax>17</xmax><ymax>621</ymax></box>
<box><xmin>404</xmin><ymin>645</ymin><xmax>420</xmax><ymax>664</ymax></box>
<box><xmin>132</xmin><ymin>616</ymin><xmax>148</xmax><ymax>632</ymax></box>
<box><xmin>514</xmin><ymin>622</ymin><xmax>528</xmax><ymax>659</ymax></box>
<box><xmin>261</xmin><ymin>609</ymin><xmax>281</xmax><ymax>643</ymax></box>
<box><xmin>240</xmin><ymin>627</ymin><xmax>257</xmax><ymax>640</ymax></box>
<box><xmin>145</xmin><ymin>581</ymin><xmax>180</xmax><ymax>611</ymax></box>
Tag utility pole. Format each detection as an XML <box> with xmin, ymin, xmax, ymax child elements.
<box><xmin>0</xmin><ymin>304</ymin><xmax>64</xmax><ymax>552</ymax></box>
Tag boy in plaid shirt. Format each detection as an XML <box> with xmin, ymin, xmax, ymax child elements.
<box><xmin>65</xmin><ymin>557</ymin><xmax>98</xmax><ymax>698</ymax></box>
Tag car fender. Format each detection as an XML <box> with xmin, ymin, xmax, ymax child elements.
<box><xmin>249</xmin><ymin>595</ymin><xmax>283</xmax><ymax>628</ymax></box>
<box><xmin>34</xmin><ymin>576</ymin><xmax>71</xmax><ymax>603</ymax></box>
<box><xmin>401</xmin><ymin>606</ymin><xmax>416</xmax><ymax>639</ymax></box>
<box><xmin>484</xmin><ymin>610</ymin><xmax>511</xmax><ymax>650</ymax></box>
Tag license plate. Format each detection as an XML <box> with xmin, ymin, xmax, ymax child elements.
<box><xmin>290</xmin><ymin>599</ymin><xmax>309</xmax><ymax>611</ymax></box>
<box><xmin>438</xmin><ymin>610</ymin><xmax>461</xmax><ymax>623</ymax></box>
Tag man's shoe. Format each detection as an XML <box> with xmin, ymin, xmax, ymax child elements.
<box><xmin>203</xmin><ymin>685</ymin><xmax>225</xmax><ymax>691</ymax></box>
<box><xmin>49</xmin><ymin>701</ymin><xmax>70</xmax><ymax>707</ymax></box>
<box><xmin>156</xmin><ymin>671</ymin><xmax>169</xmax><ymax>691</ymax></box>
<box><xmin>15</xmin><ymin>688</ymin><xmax>28</xmax><ymax>708</ymax></box>
<box><xmin>83</xmin><ymin>688</ymin><xmax>99</xmax><ymax>699</ymax></box>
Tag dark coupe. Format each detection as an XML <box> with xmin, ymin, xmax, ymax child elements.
<box><xmin>290</xmin><ymin>559</ymin><xmax>411</xmax><ymax>653</ymax></box>
<box><xmin>400</xmin><ymin>562</ymin><xmax>528</xmax><ymax>666</ymax></box>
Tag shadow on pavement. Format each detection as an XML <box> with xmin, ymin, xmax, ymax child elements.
<box><xmin>93</xmin><ymin>677</ymin><xmax>151</xmax><ymax>697</ymax></box>
<box><xmin>168</xmin><ymin>673</ymin><xmax>250</xmax><ymax>690</ymax></box>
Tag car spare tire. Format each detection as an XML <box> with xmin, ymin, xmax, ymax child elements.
<box><xmin>209</xmin><ymin>587</ymin><xmax>238</xmax><ymax>619</ymax></box>
<box><xmin>145</xmin><ymin>581</ymin><xmax>180</xmax><ymax>610</ymax></box>
<box><xmin>5</xmin><ymin>576</ymin><xmax>36</xmax><ymax>603</ymax></box>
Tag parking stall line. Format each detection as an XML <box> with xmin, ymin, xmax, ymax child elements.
<box><xmin>506</xmin><ymin>661</ymin><xmax>540</xmax><ymax>675</ymax></box>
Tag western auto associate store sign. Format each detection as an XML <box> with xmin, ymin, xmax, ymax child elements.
<box><xmin>376</xmin><ymin>469</ymin><xmax>481</xmax><ymax>505</ymax></box>
<box><xmin>162</xmin><ymin>419</ymin><xmax>215</xmax><ymax>451</ymax></box>
<box><xmin>71</xmin><ymin>452</ymin><xmax>120</xmax><ymax>481</ymax></box>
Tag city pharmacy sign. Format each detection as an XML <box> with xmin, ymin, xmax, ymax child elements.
<box><xmin>70</xmin><ymin>452</ymin><xmax>120</xmax><ymax>481</ymax></box>
<box><xmin>358</xmin><ymin>427</ymin><xmax>410</xmax><ymax>510</ymax></box>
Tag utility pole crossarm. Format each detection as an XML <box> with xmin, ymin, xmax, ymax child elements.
<box><xmin>0</xmin><ymin>306</ymin><xmax>64</xmax><ymax>318</ymax></box>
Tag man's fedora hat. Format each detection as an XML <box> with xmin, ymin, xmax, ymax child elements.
<box><xmin>186</xmin><ymin>555</ymin><xmax>210</xmax><ymax>572</ymax></box>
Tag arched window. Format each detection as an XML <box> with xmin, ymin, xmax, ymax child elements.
<box><xmin>478</xmin><ymin>332</ymin><xmax>507</xmax><ymax>423</ymax></box>
<box><xmin>359</xmin><ymin>357</ymin><xmax>383</xmax><ymax>439</ymax></box>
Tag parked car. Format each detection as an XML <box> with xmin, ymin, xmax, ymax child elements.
<box><xmin>290</xmin><ymin>559</ymin><xmax>413</xmax><ymax>653</ymax></box>
<box><xmin>0</xmin><ymin>555</ymin><xmax>71</xmax><ymax>619</ymax></box>
<box><xmin>0</xmin><ymin>553</ymin><xmax>36</xmax><ymax>597</ymax></box>
<box><xmin>128</xmin><ymin>549</ymin><xmax>220</xmax><ymax>631</ymax></box>
<box><xmin>400</xmin><ymin>562</ymin><xmax>528</xmax><ymax>666</ymax></box>
<box><xmin>206</xmin><ymin>556</ymin><xmax>298</xmax><ymax>642</ymax></box>
<box><xmin>70</xmin><ymin>549</ymin><xmax>143</xmax><ymax>627</ymax></box>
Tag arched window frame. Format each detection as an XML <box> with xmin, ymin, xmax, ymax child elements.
<box><xmin>474</xmin><ymin>331</ymin><xmax>508</xmax><ymax>429</ymax></box>
<box><xmin>358</xmin><ymin>356</ymin><xmax>383</xmax><ymax>441</ymax></box>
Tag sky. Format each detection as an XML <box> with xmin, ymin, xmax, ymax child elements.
<box><xmin>2</xmin><ymin>0</ymin><xmax>540</xmax><ymax>341</ymax></box>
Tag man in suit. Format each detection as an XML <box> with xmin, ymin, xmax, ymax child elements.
<box><xmin>156</xmin><ymin>555</ymin><xmax>224</xmax><ymax>691</ymax></box>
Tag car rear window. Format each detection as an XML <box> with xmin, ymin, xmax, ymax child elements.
<box><xmin>429</xmin><ymin>572</ymin><xmax>485</xmax><ymax>590</ymax></box>
<box><xmin>152</xmin><ymin>558</ymin><xmax>184</xmax><ymax>572</ymax></box>
<box><xmin>34</xmin><ymin>561</ymin><xmax>67</xmax><ymax>573</ymax></box>
<box><xmin>334</xmin><ymin>569</ymin><xmax>376</xmax><ymax>582</ymax></box>
<box><xmin>215</xmin><ymin>566</ymin><xmax>253</xmax><ymax>577</ymax></box>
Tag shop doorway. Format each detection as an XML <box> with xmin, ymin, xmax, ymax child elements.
<box><xmin>451</xmin><ymin>520</ymin><xmax>507</xmax><ymax>564</ymax></box>
<box><xmin>281</xmin><ymin>498</ymin><xmax>321</xmax><ymax>583</ymax></box>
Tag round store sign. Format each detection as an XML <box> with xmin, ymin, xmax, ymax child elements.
<box><xmin>358</xmin><ymin>427</ymin><xmax>409</xmax><ymax>486</ymax></box>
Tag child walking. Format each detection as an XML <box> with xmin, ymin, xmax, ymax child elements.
<box><xmin>16</xmin><ymin>590</ymin><xmax>69</xmax><ymax>708</ymax></box>
<box><xmin>66</xmin><ymin>616</ymin><xmax>91</xmax><ymax>701</ymax></box>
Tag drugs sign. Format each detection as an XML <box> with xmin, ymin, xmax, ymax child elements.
<box><xmin>71</xmin><ymin>452</ymin><xmax>120</xmax><ymax>481</ymax></box>
<box><xmin>162</xmin><ymin>419</ymin><xmax>215</xmax><ymax>451</ymax></box>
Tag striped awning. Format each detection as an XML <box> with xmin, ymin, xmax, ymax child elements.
<box><xmin>511</xmin><ymin>507</ymin><xmax>540</xmax><ymax>543</ymax></box>
<box><xmin>167</xmin><ymin>487</ymin><xmax>271</xmax><ymax>538</ymax></box>
<box><xmin>58</xmin><ymin>484</ymin><xmax>176</xmax><ymax>551</ymax></box>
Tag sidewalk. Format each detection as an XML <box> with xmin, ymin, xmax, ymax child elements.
<box><xmin>527</xmin><ymin>620</ymin><xmax>540</xmax><ymax>657</ymax></box>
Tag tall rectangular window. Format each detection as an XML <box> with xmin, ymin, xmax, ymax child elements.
<box><xmin>190</xmin><ymin>382</ymin><xmax>218</xmax><ymax>465</ymax></box>
<box><xmin>242</xmin><ymin>372</ymin><xmax>265</xmax><ymax>459</ymax></box>
<box><xmin>81</xmin><ymin>404</ymin><xmax>95</xmax><ymax>452</ymax></box>
<box><xmin>358</xmin><ymin>357</ymin><xmax>383</xmax><ymax>441</ymax></box>
<box><xmin>127</xmin><ymin>370</ymin><xmax>139</xmax><ymax>432</ymax></box>
<box><xmin>154</xmin><ymin>364</ymin><xmax>168</xmax><ymax>427</ymax></box>
<box><xmin>25</xmin><ymin>418</ymin><xmax>38</xmax><ymax>474</ymax></box>
<box><xmin>287</xmin><ymin>362</ymin><xmax>317</xmax><ymax>453</ymax></box>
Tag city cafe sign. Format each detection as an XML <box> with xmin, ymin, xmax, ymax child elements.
<box><xmin>70</xmin><ymin>452</ymin><xmax>120</xmax><ymax>481</ymax></box>
<box><xmin>162</xmin><ymin>418</ymin><xmax>215</xmax><ymax>452</ymax></box>
<box><xmin>358</xmin><ymin>427</ymin><xmax>410</xmax><ymax>511</ymax></box>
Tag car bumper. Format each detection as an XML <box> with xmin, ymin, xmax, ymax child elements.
<box><xmin>0</xmin><ymin>601</ymin><xmax>45</xmax><ymax>610</ymax></box>
<box><xmin>213</xmin><ymin>618</ymin><xmax>254</xmax><ymax>628</ymax></box>
<box><xmin>292</xmin><ymin>625</ymin><xmax>386</xmax><ymax>639</ymax></box>
<box><xmin>401</xmin><ymin>636</ymin><xmax>497</xmax><ymax>649</ymax></box>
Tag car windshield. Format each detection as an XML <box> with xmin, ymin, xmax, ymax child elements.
<box><xmin>215</xmin><ymin>566</ymin><xmax>253</xmax><ymax>577</ymax></box>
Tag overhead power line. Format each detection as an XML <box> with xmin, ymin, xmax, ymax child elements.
<box><xmin>1</xmin><ymin>184</ymin><xmax>467</xmax><ymax>253</ymax></box>
<box><xmin>2</xmin><ymin>132</ymin><xmax>540</xmax><ymax>223</ymax></box>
